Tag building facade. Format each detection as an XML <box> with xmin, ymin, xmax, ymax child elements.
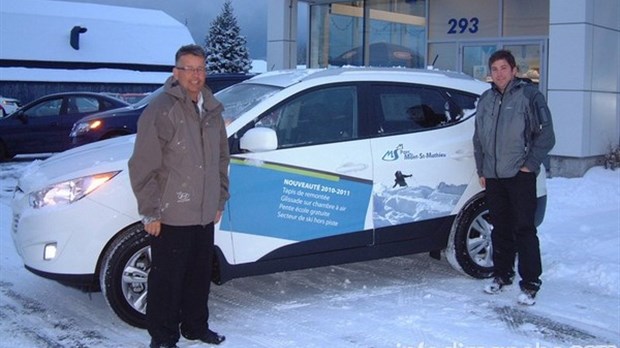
<box><xmin>268</xmin><ymin>0</ymin><xmax>620</xmax><ymax>177</ymax></box>
<box><xmin>0</xmin><ymin>0</ymin><xmax>192</xmax><ymax>103</ymax></box>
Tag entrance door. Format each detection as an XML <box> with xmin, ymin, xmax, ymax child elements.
<box><xmin>459</xmin><ymin>41</ymin><xmax>546</xmax><ymax>92</ymax></box>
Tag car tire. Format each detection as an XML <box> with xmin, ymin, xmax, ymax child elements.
<box><xmin>445</xmin><ymin>194</ymin><xmax>494</xmax><ymax>279</ymax></box>
<box><xmin>0</xmin><ymin>142</ymin><xmax>14</xmax><ymax>161</ymax></box>
<box><xmin>100</xmin><ymin>223</ymin><xmax>151</xmax><ymax>328</ymax></box>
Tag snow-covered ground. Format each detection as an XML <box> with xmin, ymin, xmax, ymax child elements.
<box><xmin>1</xmin><ymin>158</ymin><xmax>618</xmax><ymax>348</ymax></box>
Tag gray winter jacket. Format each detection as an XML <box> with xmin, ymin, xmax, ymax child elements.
<box><xmin>128</xmin><ymin>76</ymin><xmax>230</xmax><ymax>226</ymax></box>
<box><xmin>473</xmin><ymin>78</ymin><xmax>555</xmax><ymax>179</ymax></box>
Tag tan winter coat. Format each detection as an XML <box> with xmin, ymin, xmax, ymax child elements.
<box><xmin>128</xmin><ymin>76</ymin><xmax>230</xmax><ymax>226</ymax></box>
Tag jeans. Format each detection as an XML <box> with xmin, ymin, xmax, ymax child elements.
<box><xmin>486</xmin><ymin>171</ymin><xmax>542</xmax><ymax>291</ymax></box>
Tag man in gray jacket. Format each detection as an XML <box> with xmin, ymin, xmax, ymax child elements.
<box><xmin>473</xmin><ymin>49</ymin><xmax>555</xmax><ymax>305</ymax></box>
<box><xmin>129</xmin><ymin>44</ymin><xmax>229</xmax><ymax>348</ymax></box>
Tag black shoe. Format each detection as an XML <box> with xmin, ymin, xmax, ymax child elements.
<box><xmin>149</xmin><ymin>339</ymin><xmax>179</xmax><ymax>348</ymax></box>
<box><xmin>182</xmin><ymin>328</ymin><xmax>226</xmax><ymax>345</ymax></box>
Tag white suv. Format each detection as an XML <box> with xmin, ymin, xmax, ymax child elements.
<box><xmin>11</xmin><ymin>67</ymin><xmax>548</xmax><ymax>328</ymax></box>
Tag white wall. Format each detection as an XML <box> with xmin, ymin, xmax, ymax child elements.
<box><xmin>267</xmin><ymin>0</ymin><xmax>298</xmax><ymax>70</ymax></box>
<box><xmin>548</xmin><ymin>0</ymin><xmax>620</xmax><ymax>161</ymax></box>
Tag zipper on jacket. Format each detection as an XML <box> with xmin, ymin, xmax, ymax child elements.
<box><xmin>493</xmin><ymin>93</ymin><xmax>503</xmax><ymax>178</ymax></box>
<box><xmin>198</xmin><ymin>100</ymin><xmax>209</xmax><ymax>226</ymax></box>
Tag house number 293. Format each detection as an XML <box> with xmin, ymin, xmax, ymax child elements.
<box><xmin>447</xmin><ymin>17</ymin><xmax>480</xmax><ymax>34</ymax></box>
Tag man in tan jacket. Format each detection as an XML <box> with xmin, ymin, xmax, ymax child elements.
<box><xmin>129</xmin><ymin>44</ymin><xmax>230</xmax><ymax>348</ymax></box>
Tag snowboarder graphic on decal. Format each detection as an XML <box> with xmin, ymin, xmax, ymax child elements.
<box><xmin>392</xmin><ymin>170</ymin><xmax>412</xmax><ymax>188</ymax></box>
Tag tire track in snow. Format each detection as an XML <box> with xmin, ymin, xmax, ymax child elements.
<box><xmin>0</xmin><ymin>280</ymin><xmax>109</xmax><ymax>348</ymax></box>
<box><xmin>494</xmin><ymin>305</ymin><xmax>617</xmax><ymax>345</ymax></box>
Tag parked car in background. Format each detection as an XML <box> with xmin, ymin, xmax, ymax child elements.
<box><xmin>0</xmin><ymin>95</ymin><xmax>22</xmax><ymax>117</ymax></box>
<box><xmin>0</xmin><ymin>92</ymin><xmax>128</xmax><ymax>160</ymax></box>
<box><xmin>11</xmin><ymin>67</ymin><xmax>550</xmax><ymax>328</ymax></box>
<box><xmin>102</xmin><ymin>92</ymin><xmax>150</xmax><ymax>105</ymax></box>
<box><xmin>70</xmin><ymin>73</ymin><xmax>254</xmax><ymax>147</ymax></box>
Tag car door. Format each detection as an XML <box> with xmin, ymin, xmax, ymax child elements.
<box><xmin>222</xmin><ymin>84</ymin><xmax>375</xmax><ymax>264</ymax></box>
<box><xmin>366</xmin><ymin>83</ymin><xmax>479</xmax><ymax>244</ymax></box>
<box><xmin>14</xmin><ymin>96</ymin><xmax>65</xmax><ymax>154</ymax></box>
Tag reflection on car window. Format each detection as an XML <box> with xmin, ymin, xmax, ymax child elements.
<box><xmin>445</xmin><ymin>90</ymin><xmax>479</xmax><ymax>119</ymax></box>
<box><xmin>26</xmin><ymin>98</ymin><xmax>62</xmax><ymax>118</ymax></box>
<box><xmin>68</xmin><ymin>97</ymin><xmax>99</xmax><ymax>114</ymax></box>
<box><xmin>256</xmin><ymin>85</ymin><xmax>357</xmax><ymax>148</ymax></box>
<box><xmin>217</xmin><ymin>83</ymin><xmax>281</xmax><ymax>125</ymax></box>
<box><xmin>373</xmin><ymin>84</ymin><xmax>471</xmax><ymax>136</ymax></box>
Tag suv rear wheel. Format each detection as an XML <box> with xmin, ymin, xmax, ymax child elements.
<box><xmin>445</xmin><ymin>195</ymin><xmax>494</xmax><ymax>278</ymax></box>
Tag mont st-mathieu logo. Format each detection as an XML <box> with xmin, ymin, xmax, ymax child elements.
<box><xmin>382</xmin><ymin>144</ymin><xmax>446</xmax><ymax>161</ymax></box>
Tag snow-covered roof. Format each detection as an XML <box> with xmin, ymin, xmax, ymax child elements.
<box><xmin>0</xmin><ymin>67</ymin><xmax>170</xmax><ymax>84</ymax></box>
<box><xmin>0</xmin><ymin>0</ymin><xmax>194</xmax><ymax>67</ymax></box>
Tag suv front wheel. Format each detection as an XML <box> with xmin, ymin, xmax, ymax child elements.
<box><xmin>99</xmin><ymin>224</ymin><xmax>151</xmax><ymax>328</ymax></box>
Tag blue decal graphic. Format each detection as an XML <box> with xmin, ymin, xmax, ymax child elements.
<box><xmin>221</xmin><ymin>158</ymin><xmax>372</xmax><ymax>241</ymax></box>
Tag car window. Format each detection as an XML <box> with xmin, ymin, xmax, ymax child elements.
<box><xmin>25</xmin><ymin>98</ymin><xmax>62</xmax><ymax>118</ymax></box>
<box><xmin>444</xmin><ymin>89</ymin><xmax>479</xmax><ymax>119</ymax></box>
<box><xmin>67</xmin><ymin>96</ymin><xmax>100</xmax><ymax>114</ymax></box>
<box><xmin>255</xmin><ymin>85</ymin><xmax>358</xmax><ymax>148</ymax></box>
<box><xmin>371</xmin><ymin>84</ymin><xmax>454</xmax><ymax>135</ymax></box>
<box><xmin>100</xmin><ymin>98</ymin><xmax>120</xmax><ymax>110</ymax></box>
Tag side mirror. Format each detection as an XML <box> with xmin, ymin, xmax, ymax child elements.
<box><xmin>16</xmin><ymin>111</ymin><xmax>28</xmax><ymax>123</ymax></box>
<box><xmin>240</xmin><ymin>127</ymin><xmax>278</xmax><ymax>152</ymax></box>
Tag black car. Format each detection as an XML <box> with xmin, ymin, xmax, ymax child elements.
<box><xmin>0</xmin><ymin>92</ymin><xmax>129</xmax><ymax>160</ymax></box>
<box><xmin>70</xmin><ymin>73</ymin><xmax>254</xmax><ymax>147</ymax></box>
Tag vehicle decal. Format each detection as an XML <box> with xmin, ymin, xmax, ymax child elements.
<box><xmin>372</xmin><ymin>180</ymin><xmax>466</xmax><ymax>228</ymax></box>
<box><xmin>382</xmin><ymin>143</ymin><xmax>447</xmax><ymax>161</ymax></box>
<box><xmin>372</xmin><ymin>139</ymin><xmax>469</xmax><ymax>228</ymax></box>
<box><xmin>221</xmin><ymin>157</ymin><xmax>372</xmax><ymax>241</ymax></box>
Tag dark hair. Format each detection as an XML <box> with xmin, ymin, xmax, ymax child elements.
<box><xmin>175</xmin><ymin>44</ymin><xmax>206</xmax><ymax>64</ymax></box>
<box><xmin>488</xmin><ymin>49</ymin><xmax>516</xmax><ymax>70</ymax></box>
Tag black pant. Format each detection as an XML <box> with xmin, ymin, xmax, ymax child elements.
<box><xmin>486</xmin><ymin>171</ymin><xmax>542</xmax><ymax>291</ymax></box>
<box><xmin>147</xmin><ymin>223</ymin><xmax>214</xmax><ymax>345</ymax></box>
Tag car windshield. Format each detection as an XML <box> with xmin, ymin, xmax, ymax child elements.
<box><xmin>128</xmin><ymin>83</ymin><xmax>281</xmax><ymax>123</ymax></box>
<box><xmin>215</xmin><ymin>83</ymin><xmax>281</xmax><ymax>125</ymax></box>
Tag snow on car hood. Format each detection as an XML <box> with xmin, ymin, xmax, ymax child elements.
<box><xmin>17</xmin><ymin>135</ymin><xmax>135</xmax><ymax>193</ymax></box>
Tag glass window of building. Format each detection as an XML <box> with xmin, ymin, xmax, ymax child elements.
<box><xmin>309</xmin><ymin>0</ymin><xmax>427</xmax><ymax>69</ymax></box>
<box><xmin>428</xmin><ymin>42</ymin><xmax>456</xmax><ymax>71</ymax></box>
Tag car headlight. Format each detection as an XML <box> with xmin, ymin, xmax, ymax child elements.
<box><xmin>28</xmin><ymin>171</ymin><xmax>121</xmax><ymax>209</ymax></box>
<box><xmin>70</xmin><ymin>120</ymin><xmax>102</xmax><ymax>137</ymax></box>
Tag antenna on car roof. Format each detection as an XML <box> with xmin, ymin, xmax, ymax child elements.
<box><xmin>427</xmin><ymin>54</ymin><xmax>439</xmax><ymax>70</ymax></box>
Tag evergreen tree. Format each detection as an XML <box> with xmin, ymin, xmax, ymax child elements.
<box><xmin>204</xmin><ymin>0</ymin><xmax>252</xmax><ymax>73</ymax></box>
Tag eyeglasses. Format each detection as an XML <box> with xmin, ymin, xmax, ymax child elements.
<box><xmin>175</xmin><ymin>66</ymin><xmax>206</xmax><ymax>74</ymax></box>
